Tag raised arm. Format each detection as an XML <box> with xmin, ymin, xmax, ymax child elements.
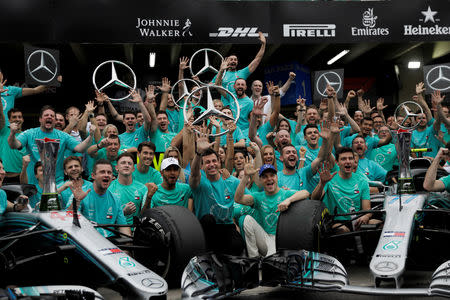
<box><xmin>178</xmin><ymin>56</ymin><xmax>189</xmax><ymax>81</ymax></box>
<box><xmin>376</xmin><ymin>97</ymin><xmax>388</xmax><ymax>125</ymax></box>
<box><xmin>279</xmin><ymin>72</ymin><xmax>296</xmax><ymax>95</ymax></box>
<box><xmin>435</xmin><ymin>91</ymin><xmax>450</xmax><ymax>127</ymax></box>
<box><xmin>295</xmin><ymin>97</ymin><xmax>306</xmax><ymax>133</ymax></box>
<box><xmin>182</xmin><ymin>122</ymin><xmax>195</xmax><ymax>167</ymax></box>
<box><xmin>129</xmin><ymin>89</ymin><xmax>152</xmax><ymax>132</ymax></box>
<box><xmin>189</xmin><ymin>128</ymin><xmax>214</xmax><ymax>190</ymax></box>
<box><xmin>105</xmin><ymin>98</ymin><xmax>123</xmax><ymax>122</ymax></box>
<box><xmin>248</xmin><ymin>32</ymin><xmax>266</xmax><ymax>73</ymax></box>
<box><xmin>158</xmin><ymin>77</ymin><xmax>171</xmax><ymax>112</ymax></box>
<box><xmin>337</xmin><ymin>102</ymin><xmax>360</xmax><ymax>134</ymax></box>
<box><xmin>423</xmin><ymin>147</ymin><xmax>448</xmax><ymax>192</ymax></box>
<box><xmin>8</xmin><ymin>123</ymin><xmax>22</xmax><ymax>149</ymax></box>
<box><xmin>249</xmin><ymin>97</ymin><xmax>267</xmax><ymax>148</ymax></box>
<box><xmin>20</xmin><ymin>155</ymin><xmax>30</xmax><ymax>184</ymax></box>
<box><xmin>95</xmin><ymin>91</ymin><xmax>107</xmax><ymax>116</ymax></box>
<box><xmin>73</xmin><ymin>125</ymin><xmax>95</xmax><ymax>153</ymax></box>
<box><xmin>78</xmin><ymin>101</ymin><xmax>97</xmax><ymax>138</ymax></box>
<box><xmin>225</xmin><ymin>122</ymin><xmax>236</xmax><ymax>173</ymax></box>
<box><xmin>267</xmin><ymin>82</ymin><xmax>281</xmax><ymax>127</ymax></box>
<box><xmin>415</xmin><ymin>82</ymin><xmax>433</xmax><ymax>122</ymax></box>
<box><xmin>235</xmin><ymin>163</ymin><xmax>256</xmax><ymax>206</ymax></box>
<box><xmin>144</xmin><ymin>95</ymin><xmax>158</xmax><ymax>133</ymax></box>
<box><xmin>21</xmin><ymin>85</ymin><xmax>48</xmax><ymax>97</ymax></box>
<box><xmin>311</xmin><ymin>162</ymin><xmax>336</xmax><ymax>200</ymax></box>
<box><xmin>0</xmin><ymin>77</ymin><xmax>7</xmax><ymax>130</ymax></box>
<box><xmin>344</xmin><ymin>90</ymin><xmax>356</xmax><ymax>111</ymax></box>
<box><xmin>215</xmin><ymin>57</ymin><xmax>231</xmax><ymax>97</ymax></box>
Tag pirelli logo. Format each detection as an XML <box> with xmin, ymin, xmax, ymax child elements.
<box><xmin>283</xmin><ymin>24</ymin><xmax>336</xmax><ymax>38</ymax></box>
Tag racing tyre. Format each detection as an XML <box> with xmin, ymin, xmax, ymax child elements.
<box><xmin>276</xmin><ymin>200</ymin><xmax>327</xmax><ymax>252</ymax></box>
<box><xmin>134</xmin><ymin>205</ymin><xmax>206</xmax><ymax>286</ymax></box>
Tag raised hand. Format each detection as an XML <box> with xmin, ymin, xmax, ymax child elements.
<box><xmin>99</xmin><ymin>137</ymin><xmax>112</xmax><ymax>148</ymax></box>
<box><xmin>326</xmin><ymin>85</ymin><xmax>336</xmax><ymax>98</ymax></box>
<box><xmin>376</xmin><ymin>97</ymin><xmax>387</xmax><ymax>111</ymax></box>
<box><xmin>195</xmin><ymin>126</ymin><xmax>214</xmax><ymax>154</ymax></box>
<box><xmin>157</xmin><ymin>77</ymin><xmax>171</xmax><ymax>93</ymax></box>
<box><xmin>416</xmin><ymin>82</ymin><xmax>425</xmax><ymax>95</ymax></box>
<box><xmin>179</xmin><ymin>56</ymin><xmax>190</xmax><ymax>70</ymax></box>
<box><xmin>249</xmin><ymin>141</ymin><xmax>260</xmax><ymax>153</ymax></box>
<box><xmin>89</xmin><ymin>124</ymin><xmax>97</xmax><ymax>136</ymax></box>
<box><xmin>289</xmin><ymin>72</ymin><xmax>296</xmax><ymax>80</ymax></box>
<box><xmin>145</xmin><ymin>85</ymin><xmax>158</xmax><ymax>103</ymax></box>
<box><xmin>68</xmin><ymin>113</ymin><xmax>82</xmax><ymax>128</ymax></box>
<box><xmin>226</xmin><ymin>121</ymin><xmax>236</xmax><ymax>134</ymax></box>
<box><xmin>347</xmin><ymin>90</ymin><xmax>356</xmax><ymax>99</ymax></box>
<box><xmin>208</xmin><ymin>116</ymin><xmax>220</xmax><ymax>128</ymax></box>
<box><xmin>299</xmin><ymin>146</ymin><xmax>306</xmax><ymax>158</ymax></box>
<box><xmin>258</xmin><ymin>31</ymin><xmax>266</xmax><ymax>45</ymax></box>
<box><xmin>95</xmin><ymin>90</ymin><xmax>108</xmax><ymax>104</ymax></box>
<box><xmin>85</xmin><ymin>100</ymin><xmax>97</xmax><ymax>113</ymax></box>
<box><xmin>22</xmin><ymin>155</ymin><xmax>31</xmax><ymax>167</ymax></box>
<box><xmin>431</xmin><ymin>90</ymin><xmax>445</xmax><ymax>106</ymax></box>
<box><xmin>145</xmin><ymin>182</ymin><xmax>158</xmax><ymax>196</ymax></box>
<box><xmin>0</xmin><ymin>75</ymin><xmax>8</xmax><ymax>94</ymax></box>
<box><xmin>69</xmin><ymin>182</ymin><xmax>91</xmax><ymax>202</ymax></box>
<box><xmin>296</xmin><ymin>96</ymin><xmax>306</xmax><ymax>108</ymax></box>
<box><xmin>244</xmin><ymin>157</ymin><xmax>258</xmax><ymax>177</ymax></box>
<box><xmin>252</xmin><ymin>96</ymin><xmax>268</xmax><ymax>116</ymax></box>
<box><xmin>220</xmin><ymin>57</ymin><xmax>231</xmax><ymax>71</ymax></box>
<box><xmin>336</xmin><ymin>102</ymin><xmax>348</xmax><ymax>116</ymax></box>
<box><xmin>10</xmin><ymin>122</ymin><xmax>20</xmax><ymax>134</ymax></box>
<box><xmin>318</xmin><ymin>161</ymin><xmax>337</xmax><ymax>184</ymax></box>
<box><xmin>357</xmin><ymin>89</ymin><xmax>364</xmax><ymax>98</ymax></box>
<box><xmin>361</xmin><ymin>99</ymin><xmax>375</xmax><ymax>115</ymax></box>
<box><xmin>129</xmin><ymin>89</ymin><xmax>143</xmax><ymax>103</ymax></box>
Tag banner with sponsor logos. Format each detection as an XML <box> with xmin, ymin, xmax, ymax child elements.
<box><xmin>0</xmin><ymin>0</ymin><xmax>449</xmax><ymax>43</ymax></box>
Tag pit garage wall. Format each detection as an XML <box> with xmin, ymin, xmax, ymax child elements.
<box><xmin>0</xmin><ymin>0</ymin><xmax>449</xmax><ymax>44</ymax></box>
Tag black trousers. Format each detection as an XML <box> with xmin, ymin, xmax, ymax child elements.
<box><xmin>200</xmin><ymin>214</ymin><xmax>245</xmax><ymax>256</ymax></box>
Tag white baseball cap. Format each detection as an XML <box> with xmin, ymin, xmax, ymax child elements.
<box><xmin>160</xmin><ymin>157</ymin><xmax>180</xmax><ymax>171</ymax></box>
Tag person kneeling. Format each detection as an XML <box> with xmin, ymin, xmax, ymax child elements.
<box><xmin>235</xmin><ymin>163</ymin><xmax>309</xmax><ymax>257</ymax></box>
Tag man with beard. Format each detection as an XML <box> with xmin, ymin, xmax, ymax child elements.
<box><xmin>271</xmin><ymin>129</ymin><xmax>301</xmax><ymax>171</ymax></box>
<box><xmin>55</xmin><ymin>113</ymin><xmax>66</xmax><ymax>131</ymax></box>
<box><xmin>343</xmin><ymin>117</ymin><xmax>391</xmax><ymax>158</ymax></box>
<box><xmin>8</xmin><ymin>105</ymin><xmax>95</xmax><ymax>185</ymax></box>
<box><xmin>216</xmin><ymin>60</ymin><xmax>254</xmax><ymax>136</ymax></box>
<box><xmin>118</xmin><ymin>90</ymin><xmax>152</xmax><ymax>149</ymax></box>
<box><xmin>58</xmin><ymin>156</ymin><xmax>93</xmax><ymax>209</ymax></box>
<box><xmin>87</xmin><ymin>134</ymin><xmax>125</xmax><ymax>178</ymax></box>
<box><xmin>352</xmin><ymin>136</ymin><xmax>387</xmax><ymax>182</ymax></box>
<box><xmin>212</xmin><ymin>32</ymin><xmax>266</xmax><ymax>93</ymax></box>
<box><xmin>369</xmin><ymin>126</ymin><xmax>398</xmax><ymax>172</ymax></box>
<box><xmin>189</xmin><ymin>131</ymin><xmax>246</xmax><ymax>255</ymax></box>
<box><xmin>109</xmin><ymin>152</ymin><xmax>148</xmax><ymax>225</ymax></box>
<box><xmin>132</xmin><ymin>141</ymin><xmax>162</xmax><ymax>185</ymax></box>
<box><xmin>311</xmin><ymin>147</ymin><xmax>372</xmax><ymax>234</ymax></box>
<box><xmin>69</xmin><ymin>159</ymin><xmax>131</xmax><ymax>237</ymax></box>
<box><xmin>0</xmin><ymin>104</ymin><xmax>27</xmax><ymax>183</ymax></box>
<box><xmin>148</xmin><ymin>157</ymin><xmax>193</xmax><ymax>211</ymax></box>
<box><xmin>235</xmin><ymin>163</ymin><xmax>309</xmax><ymax>257</ymax></box>
<box><xmin>278</xmin><ymin>124</ymin><xmax>336</xmax><ymax>192</ymax></box>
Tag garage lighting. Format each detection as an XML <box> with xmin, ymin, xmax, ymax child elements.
<box><xmin>408</xmin><ymin>61</ymin><xmax>421</xmax><ymax>69</ymax></box>
<box><xmin>149</xmin><ymin>52</ymin><xmax>156</xmax><ymax>68</ymax></box>
<box><xmin>327</xmin><ymin>50</ymin><xmax>350</xmax><ymax>65</ymax></box>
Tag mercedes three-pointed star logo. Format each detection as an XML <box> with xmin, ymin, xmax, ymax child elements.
<box><xmin>170</xmin><ymin>78</ymin><xmax>201</xmax><ymax>108</ymax></box>
<box><xmin>394</xmin><ymin>101</ymin><xmax>423</xmax><ymax>130</ymax></box>
<box><xmin>189</xmin><ymin>48</ymin><xmax>224</xmax><ymax>84</ymax></box>
<box><xmin>375</xmin><ymin>261</ymin><xmax>398</xmax><ymax>272</ymax></box>
<box><xmin>183</xmin><ymin>85</ymin><xmax>239</xmax><ymax>137</ymax></box>
<box><xmin>27</xmin><ymin>50</ymin><xmax>58</xmax><ymax>84</ymax></box>
<box><xmin>316</xmin><ymin>71</ymin><xmax>342</xmax><ymax>97</ymax></box>
<box><xmin>426</xmin><ymin>65</ymin><xmax>450</xmax><ymax>92</ymax></box>
<box><xmin>92</xmin><ymin>60</ymin><xmax>136</xmax><ymax>101</ymax></box>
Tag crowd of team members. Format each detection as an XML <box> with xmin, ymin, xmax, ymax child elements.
<box><xmin>0</xmin><ymin>34</ymin><xmax>449</xmax><ymax>257</ymax></box>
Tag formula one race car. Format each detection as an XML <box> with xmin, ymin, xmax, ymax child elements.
<box><xmin>181</xmin><ymin>102</ymin><xmax>450</xmax><ymax>299</ymax></box>
<box><xmin>0</xmin><ymin>185</ymin><xmax>205</xmax><ymax>299</ymax></box>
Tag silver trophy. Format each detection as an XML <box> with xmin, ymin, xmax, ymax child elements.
<box><xmin>36</xmin><ymin>138</ymin><xmax>61</xmax><ymax>211</ymax></box>
<box><xmin>393</xmin><ymin>101</ymin><xmax>423</xmax><ymax>195</ymax></box>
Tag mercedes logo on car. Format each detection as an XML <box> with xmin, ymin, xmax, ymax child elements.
<box><xmin>26</xmin><ymin>50</ymin><xmax>58</xmax><ymax>84</ymax></box>
<box><xmin>141</xmin><ymin>277</ymin><xmax>165</xmax><ymax>288</ymax></box>
<box><xmin>375</xmin><ymin>261</ymin><xmax>398</xmax><ymax>272</ymax></box>
<box><xmin>425</xmin><ymin>65</ymin><xmax>450</xmax><ymax>92</ymax></box>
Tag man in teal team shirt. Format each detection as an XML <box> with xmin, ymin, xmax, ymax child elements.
<box><xmin>215</xmin><ymin>59</ymin><xmax>255</xmax><ymax>135</ymax></box>
<box><xmin>0</xmin><ymin>158</ymin><xmax>29</xmax><ymax>214</ymax></box>
<box><xmin>235</xmin><ymin>163</ymin><xmax>309</xmax><ymax>257</ymax></box>
<box><xmin>133</xmin><ymin>141</ymin><xmax>162</xmax><ymax>185</ymax></box>
<box><xmin>109</xmin><ymin>153</ymin><xmax>149</xmax><ymax>225</ymax></box>
<box><xmin>118</xmin><ymin>90</ymin><xmax>152</xmax><ymax>148</ymax></box>
<box><xmin>0</xmin><ymin>104</ymin><xmax>27</xmax><ymax>183</ymax></box>
<box><xmin>87</xmin><ymin>134</ymin><xmax>126</xmax><ymax>178</ymax></box>
<box><xmin>0</xmin><ymin>71</ymin><xmax>49</xmax><ymax>125</ymax></box>
<box><xmin>149</xmin><ymin>111</ymin><xmax>177</xmax><ymax>153</ymax></box>
<box><xmin>211</xmin><ymin>31</ymin><xmax>266</xmax><ymax>94</ymax></box>
<box><xmin>312</xmin><ymin>147</ymin><xmax>372</xmax><ymax>234</ymax></box>
<box><xmin>352</xmin><ymin>136</ymin><xmax>387</xmax><ymax>182</ymax></box>
<box><xmin>189</xmin><ymin>132</ymin><xmax>245</xmax><ymax>255</ymax></box>
<box><xmin>369</xmin><ymin>126</ymin><xmax>398</xmax><ymax>172</ymax></box>
<box><xmin>424</xmin><ymin>147</ymin><xmax>450</xmax><ymax>193</ymax></box>
<box><xmin>148</xmin><ymin>157</ymin><xmax>193</xmax><ymax>211</ymax></box>
<box><xmin>69</xmin><ymin>159</ymin><xmax>131</xmax><ymax>237</ymax></box>
<box><xmin>57</xmin><ymin>156</ymin><xmax>93</xmax><ymax>209</ymax></box>
<box><xmin>8</xmin><ymin>105</ymin><xmax>94</xmax><ymax>185</ymax></box>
